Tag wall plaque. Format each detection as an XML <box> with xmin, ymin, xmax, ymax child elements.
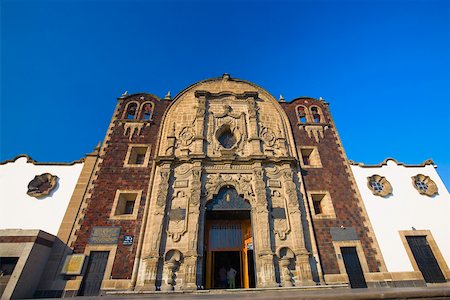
<box><xmin>330</xmin><ymin>227</ymin><xmax>358</xmax><ymax>241</ymax></box>
<box><xmin>61</xmin><ymin>254</ymin><xmax>86</xmax><ymax>275</ymax></box>
<box><xmin>174</xmin><ymin>180</ymin><xmax>189</xmax><ymax>188</ymax></box>
<box><xmin>268</xmin><ymin>180</ymin><xmax>281</xmax><ymax>188</ymax></box>
<box><xmin>89</xmin><ymin>227</ymin><xmax>120</xmax><ymax>244</ymax></box>
<box><xmin>271</xmin><ymin>207</ymin><xmax>286</xmax><ymax>219</ymax></box>
<box><xmin>123</xmin><ymin>235</ymin><xmax>134</xmax><ymax>245</ymax></box>
<box><xmin>170</xmin><ymin>208</ymin><xmax>186</xmax><ymax>221</ymax></box>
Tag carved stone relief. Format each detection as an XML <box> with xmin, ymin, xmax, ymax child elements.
<box><xmin>209</xmin><ymin>105</ymin><xmax>247</xmax><ymax>156</ymax></box>
<box><xmin>167</xmin><ymin>191</ymin><xmax>188</xmax><ymax>242</ymax></box>
<box><xmin>271</xmin><ymin>190</ymin><xmax>291</xmax><ymax>240</ymax></box>
<box><xmin>27</xmin><ymin>173</ymin><xmax>58</xmax><ymax>198</ymax></box>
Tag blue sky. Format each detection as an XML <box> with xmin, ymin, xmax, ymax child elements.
<box><xmin>1</xmin><ymin>0</ymin><xmax>449</xmax><ymax>186</ymax></box>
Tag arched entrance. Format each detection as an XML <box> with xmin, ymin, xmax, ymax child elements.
<box><xmin>204</xmin><ymin>186</ymin><xmax>255</xmax><ymax>289</ymax></box>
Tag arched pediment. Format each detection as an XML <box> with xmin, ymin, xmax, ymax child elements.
<box><xmin>157</xmin><ymin>74</ymin><xmax>298</xmax><ymax>160</ymax></box>
<box><xmin>206</xmin><ymin>186</ymin><xmax>251</xmax><ymax>211</ymax></box>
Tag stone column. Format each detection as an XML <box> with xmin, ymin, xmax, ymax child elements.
<box><xmin>252</xmin><ymin>167</ymin><xmax>277</xmax><ymax>287</ymax></box>
<box><xmin>139</xmin><ymin>164</ymin><xmax>172</xmax><ymax>290</ymax></box>
<box><xmin>183</xmin><ymin>164</ymin><xmax>202</xmax><ymax>290</ymax></box>
<box><xmin>247</xmin><ymin>94</ymin><xmax>263</xmax><ymax>156</ymax></box>
<box><xmin>193</xmin><ymin>92</ymin><xmax>207</xmax><ymax>155</ymax></box>
<box><xmin>281</xmin><ymin>167</ymin><xmax>314</xmax><ymax>285</ymax></box>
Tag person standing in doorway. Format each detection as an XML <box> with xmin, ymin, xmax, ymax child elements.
<box><xmin>227</xmin><ymin>266</ymin><xmax>237</xmax><ymax>289</ymax></box>
<box><xmin>219</xmin><ymin>266</ymin><xmax>227</xmax><ymax>288</ymax></box>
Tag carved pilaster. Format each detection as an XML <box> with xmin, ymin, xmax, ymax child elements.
<box><xmin>183</xmin><ymin>255</ymin><xmax>198</xmax><ymax>290</ymax></box>
<box><xmin>247</xmin><ymin>96</ymin><xmax>263</xmax><ymax>155</ymax></box>
<box><xmin>252</xmin><ymin>167</ymin><xmax>277</xmax><ymax>287</ymax></box>
<box><xmin>141</xmin><ymin>256</ymin><xmax>160</xmax><ymax>290</ymax></box>
<box><xmin>281</xmin><ymin>167</ymin><xmax>314</xmax><ymax>285</ymax></box>
<box><xmin>184</xmin><ymin>166</ymin><xmax>202</xmax><ymax>289</ymax></box>
<box><xmin>193</xmin><ymin>92</ymin><xmax>207</xmax><ymax>155</ymax></box>
<box><xmin>295</xmin><ymin>250</ymin><xmax>315</xmax><ymax>286</ymax></box>
<box><xmin>138</xmin><ymin>164</ymin><xmax>172</xmax><ymax>290</ymax></box>
<box><xmin>165</xmin><ymin>123</ymin><xmax>176</xmax><ymax>156</ymax></box>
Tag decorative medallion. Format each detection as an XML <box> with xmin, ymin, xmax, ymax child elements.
<box><xmin>261</xmin><ymin>127</ymin><xmax>276</xmax><ymax>147</ymax></box>
<box><xmin>367</xmin><ymin>175</ymin><xmax>392</xmax><ymax>197</ymax></box>
<box><xmin>27</xmin><ymin>173</ymin><xmax>58</xmax><ymax>198</ymax></box>
<box><xmin>412</xmin><ymin>174</ymin><xmax>438</xmax><ymax>196</ymax></box>
<box><xmin>178</xmin><ymin>126</ymin><xmax>195</xmax><ymax>147</ymax></box>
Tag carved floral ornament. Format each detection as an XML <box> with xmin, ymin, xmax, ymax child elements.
<box><xmin>367</xmin><ymin>175</ymin><xmax>392</xmax><ymax>197</ymax></box>
<box><xmin>27</xmin><ymin>173</ymin><xmax>58</xmax><ymax>198</ymax></box>
<box><xmin>412</xmin><ymin>174</ymin><xmax>438</xmax><ymax>196</ymax></box>
<box><xmin>205</xmin><ymin>173</ymin><xmax>254</xmax><ymax>202</ymax></box>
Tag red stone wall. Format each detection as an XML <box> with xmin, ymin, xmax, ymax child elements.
<box><xmin>281</xmin><ymin>98</ymin><xmax>381</xmax><ymax>275</ymax></box>
<box><xmin>72</xmin><ymin>94</ymin><xmax>170</xmax><ymax>279</ymax></box>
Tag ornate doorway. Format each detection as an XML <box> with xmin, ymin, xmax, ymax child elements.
<box><xmin>204</xmin><ymin>187</ymin><xmax>255</xmax><ymax>289</ymax></box>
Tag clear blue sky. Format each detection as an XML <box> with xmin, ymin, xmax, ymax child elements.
<box><xmin>1</xmin><ymin>0</ymin><xmax>449</xmax><ymax>186</ymax></box>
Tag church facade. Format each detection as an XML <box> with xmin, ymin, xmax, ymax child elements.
<box><xmin>46</xmin><ymin>74</ymin><xmax>385</xmax><ymax>295</ymax></box>
<box><xmin>7</xmin><ymin>74</ymin><xmax>446</xmax><ymax>298</ymax></box>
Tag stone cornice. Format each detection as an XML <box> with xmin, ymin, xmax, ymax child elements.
<box><xmin>349</xmin><ymin>157</ymin><xmax>436</xmax><ymax>168</ymax></box>
<box><xmin>0</xmin><ymin>154</ymin><xmax>85</xmax><ymax>166</ymax></box>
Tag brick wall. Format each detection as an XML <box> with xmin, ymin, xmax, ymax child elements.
<box><xmin>72</xmin><ymin>94</ymin><xmax>170</xmax><ymax>279</ymax></box>
<box><xmin>281</xmin><ymin>98</ymin><xmax>380</xmax><ymax>275</ymax></box>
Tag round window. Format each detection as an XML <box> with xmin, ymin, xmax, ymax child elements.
<box><xmin>218</xmin><ymin>127</ymin><xmax>237</xmax><ymax>149</ymax></box>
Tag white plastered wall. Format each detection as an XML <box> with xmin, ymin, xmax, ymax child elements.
<box><xmin>350</xmin><ymin>159</ymin><xmax>450</xmax><ymax>272</ymax></box>
<box><xmin>0</xmin><ymin>156</ymin><xmax>83</xmax><ymax>235</ymax></box>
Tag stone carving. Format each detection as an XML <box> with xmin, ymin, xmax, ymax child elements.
<box><xmin>260</xmin><ymin>126</ymin><xmax>288</xmax><ymax>157</ymax></box>
<box><xmin>411</xmin><ymin>174</ymin><xmax>438</xmax><ymax>196</ymax></box>
<box><xmin>165</xmin><ymin>123</ymin><xmax>177</xmax><ymax>156</ymax></box>
<box><xmin>278</xmin><ymin>247</ymin><xmax>295</xmax><ymax>287</ymax></box>
<box><xmin>282</xmin><ymin>170</ymin><xmax>299</xmax><ymax>208</ymax></box>
<box><xmin>161</xmin><ymin>249</ymin><xmax>183</xmax><ymax>291</ymax></box>
<box><xmin>247</xmin><ymin>98</ymin><xmax>258</xmax><ymax>118</ymax></box>
<box><xmin>178</xmin><ymin>126</ymin><xmax>195</xmax><ymax>147</ymax></box>
<box><xmin>206</xmin><ymin>187</ymin><xmax>251</xmax><ymax>211</ymax></box>
<box><xmin>167</xmin><ymin>191</ymin><xmax>189</xmax><ymax>242</ymax></box>
<box><xmin>27</xmin><ymin>173</ymin><xmax>58</xmax><ymax>198</ymax></box>
<box><xmin>156</xmin><ymin>170</ymin><xmax>170</xmax><ymax>207</ymax></box>
<box><xmin>367</xmin><ymin>175</ymin><xmax>392</xmax><ymax>197</ymax></box>
<box><xmin>209</xmin><ymin>105</ymin><xmax>247</xmax><ymax>156</ymax></box>
<box><xmin>196</xmin><ymin>96</ymin><xmax>206</xmax><ymax>117</ymax></box>
<box><xmin>205</xmin><ymin>173</ymin><xmax>254</xmax><ymax>202</ymax></box>
<box><xmin>261</xmin><ymin>127</ymin><xmax>276</xmax><ymax>147</ymax></box>
<box><xmin>271</xmin><ymin>190</ymin><xmax>291</xmax><ymax>240</ymax></box>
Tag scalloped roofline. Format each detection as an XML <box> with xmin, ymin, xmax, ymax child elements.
<box><xmin>0</xmin><ymin>154</ymin><xmax>87</xmax><ymax>166</ymax></box>
<box><xmin>348</xmin><ymin>157</ymin><xmax>436</xmax><ymax>168</ymax></box>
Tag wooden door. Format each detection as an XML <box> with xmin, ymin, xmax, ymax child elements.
<box><xmin>79</xmin><ymin>251</ymin><xmax>109</xmax><ymax>296</ymax></box>
<box><xmin>406</xmin><ymin>236</ymin><xmax>446</xmax><ymax>283</ymax></box>
<box><xmin>341</xmin><ymin>247</ymin><xmax>367</xmax><ymax>288</ymax></box>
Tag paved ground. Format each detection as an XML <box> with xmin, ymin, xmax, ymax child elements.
<box><xmin>37</xmin><ymin>286</ymin><xmax>450</xmax><ymax>300</ymax></box>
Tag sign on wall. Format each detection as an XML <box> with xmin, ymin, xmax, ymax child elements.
<box><xmin>88</xmin><ymin>227</ymin><xmax>121</xmax><ymax>244</ymax></box>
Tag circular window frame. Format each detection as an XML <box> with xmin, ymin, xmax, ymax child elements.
<box><xmin>215</xmin><ymin>124</ymin><xmax>239</xmax><ymax>150</ymax></box>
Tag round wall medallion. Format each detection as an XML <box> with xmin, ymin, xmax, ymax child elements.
<box><xmin>27</xmin><ymin>173</ymin><xmax>58</xmax><ymax>198</ymax></box>
<box><xmin>412</xmin><ymin>174</ymin><xmax>438</xmax><ymax>196</ymax></box>
<box><xmin>367</xmin><ymin>175</ymin><xmax>392</xmax><ymax>197</ymax></box>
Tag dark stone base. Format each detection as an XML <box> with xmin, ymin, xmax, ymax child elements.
<box><xmin>34</xmin><ymin>290</ymin><xmax>64</xmax><ymax>298</ymax></box>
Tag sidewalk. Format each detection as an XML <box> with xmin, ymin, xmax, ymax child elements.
<box><xmin>51</xmin><ymin>285</ymin><xmax>450</xmax><ymax>300</ymax></box>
